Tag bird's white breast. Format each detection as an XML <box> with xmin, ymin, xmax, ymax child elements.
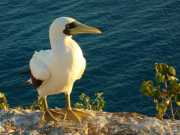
<box><xmin>39</xmin><ymin>38</ymin><xmax>86</xmax><ymax>96</ymax></box>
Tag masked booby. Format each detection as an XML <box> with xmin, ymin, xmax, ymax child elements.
<box><xmin>29</xmin><ymin>17</ymin><xmax>102</xmax><ymax>122</ymax></box>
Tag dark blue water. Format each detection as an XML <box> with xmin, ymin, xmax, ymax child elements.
<box><xmin>0</xmin><ymin>0</ymin><xmax>180</xmax><ymax>115</ymax></box>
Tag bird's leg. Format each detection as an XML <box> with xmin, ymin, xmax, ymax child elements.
<box><xmin>63</xmin><ymin>93</ymin><xmax>95</xmax><ymax>123</ymax></box>
<box><xmin>63</xmin><ymin>93</ymin><xmax>80</xmax><ymax>122</ymax></box>
<box><xmin>41</xmin><ymin>97</ymin><xmax>63</xmax><ymax>122</ymax></box>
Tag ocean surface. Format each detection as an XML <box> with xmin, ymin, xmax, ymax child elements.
<box><xmin>0</xmin><ymin>0</ymin><xmax>180</xmax><ymax>115</ymax></box>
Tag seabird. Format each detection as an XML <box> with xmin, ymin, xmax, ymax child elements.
<box><xmin>29</xmin><ymin>17</ymin><xmax>102</xmax><ymax>122</ymax></box>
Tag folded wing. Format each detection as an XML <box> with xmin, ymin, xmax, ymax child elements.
<box><xmin>29</xmin><ymin>50</ymin><xmax>51</xmax><ymax>88</ymax></box>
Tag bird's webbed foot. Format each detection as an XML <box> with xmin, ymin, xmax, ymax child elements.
<box><xmin>42</xmin><ymin>109</ymin><xmax>64</xmax><ymax>122</ymax></box>
<box><xmin>63</xmin><ymin>108</ymin><xmax>95</xmax><ymax>123</ymax></box>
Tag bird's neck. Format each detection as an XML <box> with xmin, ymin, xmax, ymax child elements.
<box><xmin>49</xmin><ymin>29</ymin><xmax>72</xmax><ymax>52</ymax></box>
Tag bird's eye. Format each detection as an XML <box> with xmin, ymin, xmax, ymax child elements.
<box><xmin>63</xmin><ymin>22</ymin><xmax>77</xmax><ymax>35</ymax></box>
<box><xmin>66</xmin><ymin>22</ymin><xmax>77</xmax><ymax>29</ymax></box>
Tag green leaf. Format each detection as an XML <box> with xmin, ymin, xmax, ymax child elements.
<box><xmin>152</xmin><ymin>88</ymin><xmax>160</xmax><ymax>99</ymax></box>
<box><xmin>95</xmin><ymin>92</ymin><xmax>103</xmax><ymax>98</ymax></box>
<box><xmin>175</xmin><ymin>95</ymin><xmax>180</xmax><ymax>106</ymax></box>
<box><xmin>167</xmin><ymin>75</ymin><xmax>177</xmax><ymax>81</ymax></box>
<box><xmin>155</xmin><ymin>63</ymin><xmax>168</xmax><ymax>75</ymax></box>
<box><xmin>140</xmin><ymin>81</ymin><xmax>154</xmax><ymax>96</ymax></box>
<box><xmin>168</xmin><ymin>66</ymin><xmax>176</xmax><ymax>76</ymax></box>
<box><xmin>92</xmin><ymin>92</ymin><xmax>105</xmax><ymax>111</ymax></box>
<box><xmin>0</xmin><ymin>92</ymin><xmax>8</xmax><ymax>110</ymax></box>
<box><xmin>155</xmin><ymin>72</ymin><xmax>165</xmax><ymax>83</ymax></box>
<box><xmin>75</xmin><ymin>102</ymin><xmax>84</xmax><ymax>109</ymax></box>
<box><xmin>169</xmin><ymin>81</ymin><xmax>180</xmax><ymax>95</ymax></box>
<box><xmin>156</xmin><ymin>102</ymin><xmax>167</xmax><ymax>120</ymax></box>
<box><xmin>79</xmin><ymin>93</ymin><xmax>86</xmax><ymax>101</ymax></box>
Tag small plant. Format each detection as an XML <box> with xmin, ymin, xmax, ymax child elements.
<box><xmin>141</xmin><ymin>63</ymin><xmax>180</xmax><ymax>120</ymax></box>
<box><xmin>75</xmin><ymin>92</ymin><xmax>105</xmax><ymax>111</ymax></box>
<box><xmin>0</xmin><ymin>92</ymin><xmax>9</xmax><ymax>111</ymax></box>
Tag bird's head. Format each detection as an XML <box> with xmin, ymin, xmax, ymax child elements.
<box><xmin>50</xmin><ymin>17</ymin><xmax>102</xmax><ymax>37</ymax></box>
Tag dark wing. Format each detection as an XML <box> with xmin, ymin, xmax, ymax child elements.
<box><xmin>29</xmin><ymin>69</ymin><xmax>43</xmax><ymax>88</ymax></box>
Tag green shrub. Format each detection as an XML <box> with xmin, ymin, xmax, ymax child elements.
<box><xmin>0</xmin><ymin>92</ymin><xmax>8</xmax><ymax>111</ymax></box>
<box><xmin>141</xmin><ymin>63</ymin><xmax>180</xmax><ymax>120</ymax></box>
<box><xmin>75</xmin><ymin>92</ymin><xmax>105</xmax><ymax>111</ymax></box>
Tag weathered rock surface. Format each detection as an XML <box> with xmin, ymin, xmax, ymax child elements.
<box><xmin>0</xmin><ymin>109</ymin><xmax>180</xmax><ymax>135</ymax></box>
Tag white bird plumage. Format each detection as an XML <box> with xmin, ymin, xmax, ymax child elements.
<box><xmin>28</xmin><ymin>17</ymin><xmax>101</xmax><ymax>122</ymax></box>
<box><xmin>30</xmin><ymin>17</ymin><xmax>86</xmax><ymax>96</ymax></box>
<box><xmin>30</xmin><ymin>50</ymin><xmax>51</xmax><ymax>82</ymax></box>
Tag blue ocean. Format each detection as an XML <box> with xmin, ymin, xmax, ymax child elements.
<box><xmin>0</xmin><ymin>0</ymin><xmax>180</xmax><ymax>116</ymax></box>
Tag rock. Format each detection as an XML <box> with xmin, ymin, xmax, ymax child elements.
<box><xmin>0</xmin><ymin>109</ymin><xmax>180</xmax><ymax>135</ymax></box>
